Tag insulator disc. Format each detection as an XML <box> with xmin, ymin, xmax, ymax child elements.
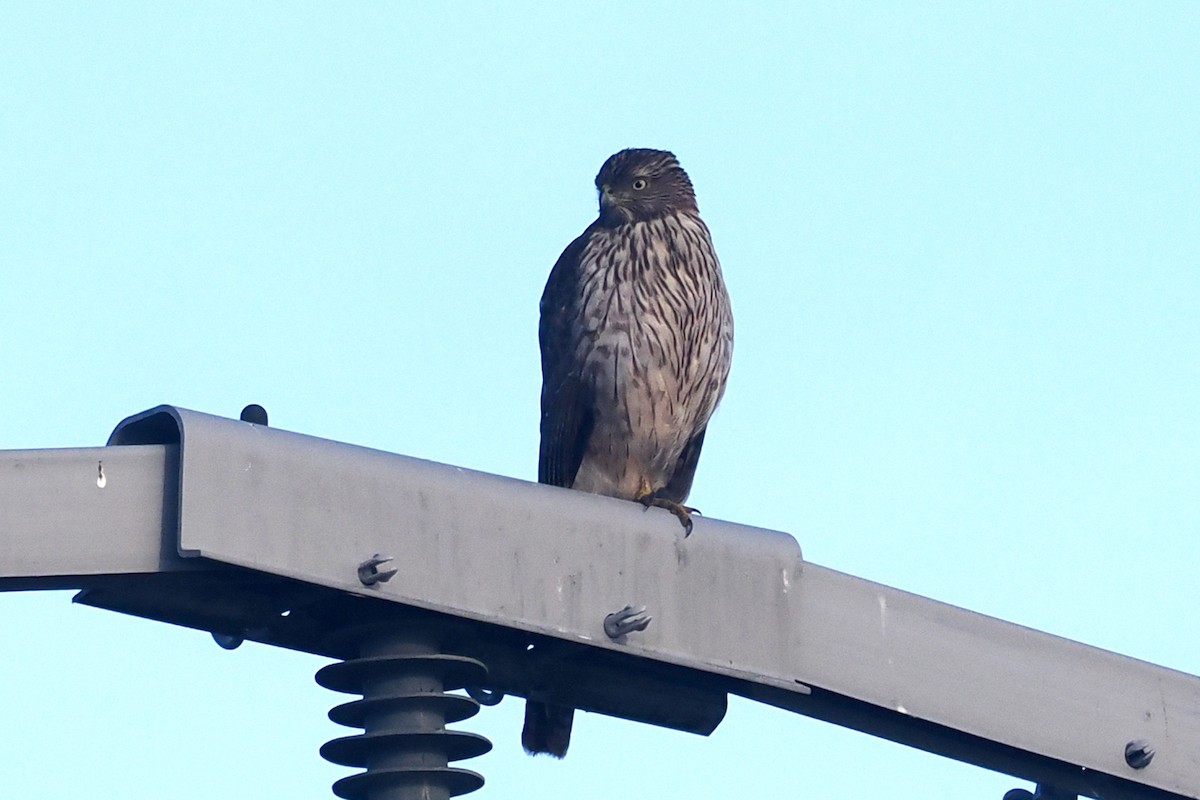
<box><xmin>331</xmin><ymin>766</ymin><xmax>485</xmax><ymax>800</ymax></box>
<box><xmin>328</xmin><ymin>693</ymin><xmax>481</xmax><ymax>728</ymax></box>
<box><xmin>321</xmin><ymin>730</ymin><xmax>494</xmax><ymax>767</ymax></box>
<box><xmin>316</xmin><ymin>654</ymin><xmax>487</xmax><ymax>694</ymax></box>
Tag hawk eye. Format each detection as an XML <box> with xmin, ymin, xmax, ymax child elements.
<box><xmin>631</xmin><ymin>178</ymin><xmax>648</xmax><ymax>191</ymax></box>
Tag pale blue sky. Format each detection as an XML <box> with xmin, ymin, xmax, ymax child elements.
<box><xmin>2</xmin><ymin>3</ymin><xmax>1197</xmax><ymax>799</ymax></box>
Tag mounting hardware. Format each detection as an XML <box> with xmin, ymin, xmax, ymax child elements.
<box><xmin>465</xmin><ymin>685</ymin><xmax>504</xmax><ymax>706</ymax></box>
<box><xmin>357</xmin><ymin>554</ymin><xmax>398</xmax><ymax>587</ymax></box>
<box><xmin>1125</xmin><ymin>739</ymin><xmax>1155</xmax><ymax>769</ymax></box>
<box><xmin>239</xmin><ymin>404</ymin><xmax>269</xmax><ymax>425</ymax></box>
<box><xmin>1003</xmin><ymin>785</ymin><xmax>1075</xmax><ymax>800</ymax></box>
<box><xmin>211</xmin><ymin>632</ymin><xmax>244</xmax><ymax>650</ymax></box>
<box><xmin>604</xmin><ymin>605</ymin><xmax>652</xmax><ymax>639</ymax></box>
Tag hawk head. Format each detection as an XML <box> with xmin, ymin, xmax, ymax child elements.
<box><xmin>594</xmin><ymin>148</ymin><xmax>698</xmax><ymax>227</ymax></box>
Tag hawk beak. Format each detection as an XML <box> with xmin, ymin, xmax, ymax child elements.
<box><xmin>599</xmin><ymin>184</ymin><xmax>617</xmax><ymax>210</ymax></box>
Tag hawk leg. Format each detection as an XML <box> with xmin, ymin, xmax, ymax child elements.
<box><xmin>635</xmin><ymin>480</ymin><xmax>700</xmax><ymax>537</ymax></box>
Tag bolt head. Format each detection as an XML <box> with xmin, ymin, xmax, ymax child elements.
<box><xmin>1124</xmin><ymin>739</ymin><xmax>1154</xmax><ymax>769</ymax></box>
<box><xmin>357</xmin><ymin>554</ymin><xmax>397</xmax><ymax>586</ymax></box>
<box><xmin>212</xmin><ymin>632</ymin><xmax>244</xmax><ymax>650</ymax></box>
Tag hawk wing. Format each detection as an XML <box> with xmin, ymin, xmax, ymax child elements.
<box><xmin>538</xmin><ymin>230</ymin><xmax>595</xmax><ymax>489</ymax></box>
<box><xmin>661</xmin><ymin>426</ymin><xmax>707</xmax><ymax>503</ymax></box>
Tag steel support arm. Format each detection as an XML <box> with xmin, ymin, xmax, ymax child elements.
<box><xmin>1</xmin><ymin>405</ymin><xmax>1196</xmax><ymax>800</ymax></box>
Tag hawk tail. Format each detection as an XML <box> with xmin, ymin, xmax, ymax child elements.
<box><xmin>522</xmin><ymin>700</ymin><xmax>574</xmax><ymax>758</ymax></box>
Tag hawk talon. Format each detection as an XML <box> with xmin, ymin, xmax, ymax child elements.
<box><xmin>635</xmin><ymin>489</ymin><xmax>698</xmax><ymax>537</ymax></box>
<box><xmin>676</xmin><ymin>507</ymin><xmax>694</xmax><ymax>537</ymax></box>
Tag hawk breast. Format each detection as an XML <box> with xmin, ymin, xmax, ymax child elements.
<box><xmin>568</xmin><ymin>211</ymin><xmax>733</xmax><ymax>499</ymax></box>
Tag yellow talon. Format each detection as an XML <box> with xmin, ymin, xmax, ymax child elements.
<box><xmin>635</xmin><ymin>476</ymin><xmax>654</xmax><ymax>501</ymax></box>
<box><xmin>634</xmin><ymin>482</ymin><xmax>697</xmax><ymax>537</ymax></box>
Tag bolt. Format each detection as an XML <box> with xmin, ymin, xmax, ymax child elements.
<box><xmin>604</xmin><ymin>605</ymin><xmax>652</xmax><ymax>639</ymax></box>
<box><xmin>212</xmin><ymin>632</ymin><xmax>244</xmax><ymax>650</ymax></box>
<box><xmin>1124</xmin><ymin>739</ymin><xmax>1154</xmax><ymax>769</ymax></box>
<box><xmin>357</xmin><ymin>554</ymin><xmax>398</xmax><ymax>586</ymax></box>
<box><xmin>240</xmin><ymin>404</ymin><xmax>269</xmax><ymax>425</ymax></box>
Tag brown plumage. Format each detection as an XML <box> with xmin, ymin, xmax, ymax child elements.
<box><xmin>524</xmin><ymin>148</ymin><xmax>734</xmax><ymax>758</ymax></box>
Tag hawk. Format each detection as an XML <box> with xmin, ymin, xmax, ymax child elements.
<box><xmin>523</xmin><ymin>148</ymin><xmax>734</xmax><ymax>758</ymax></box>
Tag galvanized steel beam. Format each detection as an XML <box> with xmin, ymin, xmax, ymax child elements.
<box><xmin>1</xmin><ymin>405</ymin><xmax>1197</xmax><ymax>800</ymax></box>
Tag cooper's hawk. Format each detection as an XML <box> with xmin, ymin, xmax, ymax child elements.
<box><xmin>523</xmin><ymin>148</ymin><xmax>734</xmax><ymax>758</ymax></box>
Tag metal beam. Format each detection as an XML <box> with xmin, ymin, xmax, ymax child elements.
<box><xmin>0</xmin><ymin>443</ymin><xmax>190</xmax><ymax>587</ymax></box>
<box><xmin>1</xmin><ymin>405</ymin><xmax>1197</xmax><ymax>800</ymax></box>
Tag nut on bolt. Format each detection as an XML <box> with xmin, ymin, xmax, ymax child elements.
<box><xmin>1124</xmin><ymin>739</ymin><xmax>1154</xmax><ymax>769</ymax></box>
<box><xmin>604</xmin><ymin>605</ymin><xmax>652</xmax><ymax>639</ymax></box>
<box><xmin>357</xmin><ymin>554</ymin><xmax>398</xmax><ymax>587</ymax></box>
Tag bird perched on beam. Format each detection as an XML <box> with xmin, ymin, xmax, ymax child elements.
<box><xmin>524</xmin><ymin>148</ymin><xmax>734</xmax><ymax>758</ymax></box>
